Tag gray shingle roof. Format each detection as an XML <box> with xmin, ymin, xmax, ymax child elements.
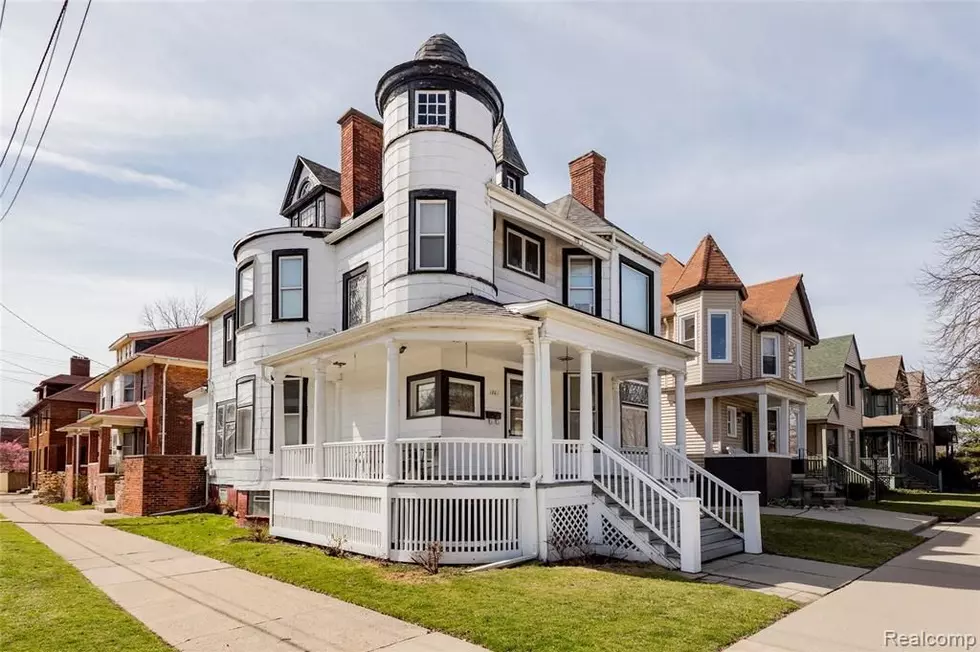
<box><xmin>411</xmin><ymin>294</ymin><xmax>530</xmax><ymax>320</ymax></box>
<box><xmin>493</xmin><ymin>118</ymin><xmax>527</xmax><ymax>175</ymax></box>
<box><xmin>806</xmin><ymin>394</ymin><xmax>838</xmax><ymax>422</ymax></box>
<box><xmin>804</xmin><ymin>334</ymin><xmax>855</xmax><ymax>380</ymax></box>
<box><xmin>414</xmin><ymin>34</ymin><xmax>469</xmax><ymax>67</ymax></box>
<box><xmin>298</xmin><ymin>156</ymin><xmax>340</xmax><ymax>193</ymax></box>
<box><xmin>546</xmin><ymin>194</ymin><xmax>616</xmax><ymax>231</ymax></box>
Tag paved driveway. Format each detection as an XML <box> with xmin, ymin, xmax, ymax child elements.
<box><xmin>1</xmin><ymin>496</ymin><xmax>485</xmax><ymax>652</ymax></box>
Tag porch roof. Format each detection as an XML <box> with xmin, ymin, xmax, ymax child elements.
<box><xmin>76</xmin><ymin>404</ymin><xmax>146</xmax><ymax>429</ymax></box>
<box><xmin>684</xmin><ymin>376</ymin><xmax>816</xmax><ymax>401</ymax></box>
<box><xmin>863</xmin><ymin>414</ymin><xmax>903</xmax><ymax>429</ymax></box>
<box><xmin>805</xmin><ymin>394</ymin><xmax>839</xmax><ymax>423</ymax></box>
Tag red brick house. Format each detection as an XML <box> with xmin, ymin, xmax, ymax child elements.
<box><xmin>0</xmin><ymin>427</ymin><xmax>29</xmax><ymax>446</ymax></box>
<box><xmin>21</xmin><ymin>357</ymin><xmax>96</xmax><ymax>489</ymax></box>
<box><xmin>61</xmin><ymin>326</ymin><xmax>209</xmax><ymax>514</ymax></box>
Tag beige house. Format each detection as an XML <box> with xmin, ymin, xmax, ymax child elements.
<box><xmin>804</xmin><ymin>334</ymin><xmax>866</xmax><ymax>467</ymax></box>
<box><xmin>905</xmin><ymin>371</ymin><xmax>936</xmax><ymax>463</ymax></box>
<box><xmin>658</xmin><ymin>235</ymin><xmax>819</xmax><ymax>501</ymax></box>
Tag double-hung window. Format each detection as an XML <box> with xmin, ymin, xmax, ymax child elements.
<box><xmin>214</xmin><ymin>400</ymin><xmax>236</xmax><ymax>459</ymax></box>
<box><xmin>619</xmin><ymin>381</ymin><xmax>648</xmax><ymax>448</ymax></box>
<box><xmin>727</xmin><ymin>406</ymin><xmax>738</xmax><ymax>439</ymax></box>
<box><xmin>620</xmin><ymin>259</ymin><xmax>653</xmax><ymax>333</ymax></box>
<box><xmin>237</xmin><ymin>263</ymin><xmax>255</xmax><ymax>328</ymax></box>
<box><xmin>222</xmin><ymin>312</ymin><xmax>236</xmax><ymax>365</ymax></box>
<box><xmin>283</xmin><ymin>377</ymin><xmax>304</xmax><ymax>446</ymax></box>
<box><xmin>787</xmin><ymin>337</ymin><xmax>803</xmax><ymax>382</ymax></box>
<box><xmin>122</xmin><ymin>374</ymin><xmax>136</xmax><ymax>403</ymax></box>
<box><xmin>415</xmin><ymin>91</ymin><xmax>449</xmax><ymax>127</ymax></box>
<box><xmin>235</xmin><ymin>378</ymin><xmax>255</xmax><ymax>453</ymax></box>
<box><xmin>845</xmin><ymin>371</ymin><xmax>856</xmax><ymax>407</ymax></box>
<box><xmin>505</xmin><ymin>371</ymin><xmax>524</xmax><ymax>437</ymax></box>
<box><xmin>343</xmin><ymin>264</ymin><xmax>369</xmax><ymax>329</ymax></box>
<box><xmin>504</xmin><ymin>223</ymin><xmax>544</xmax><ymax>281</ymax></box>
<box><xmin>708</xmin><ymin>310</ymin><xmax>731</xmax><ymax>363</ymax></box>
<box><xmin>680</xmin><ymin>315</ymin><xmax>697</xmax><ymax>349</ymax></box>
<box><xmin>761</xmin><ymin>334</ymin><xmax>779</xmax><ymax>377</ymax></box>
<box><xmin>273</xmin><ymin>249</ymin><xmax>307</xmax><ymax>321</ymax></box>
<box><xmin>566</xmin><ymin>256</ymin><xmax>596</xmax><ymax>315</ymax></box>
<box><xmin>566</xmin><ymin>373</ymin><xmax>600</xmax><ymax>440</ymax></box>
<box><xmin>415</xmin><ymin>200</ymin><xmax>448</xmax><ymax>270</ymax></box>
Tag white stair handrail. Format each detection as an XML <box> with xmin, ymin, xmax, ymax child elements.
<box><xmin>658</xmin><ymin>443</ymin><xmax>745</xmax><ymax>538</ymax></box>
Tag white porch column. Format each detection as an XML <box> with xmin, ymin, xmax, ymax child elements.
<box><xmin>272</xmin><ymin>374</ymin><xmax>285</xmax><ymax>479</ymax></box>
<box><xmin>579</xmin><ymin>349</ymin><xmax>594</xmax><ymax>480</ymax></box>
<box><xmin>538</xmin><ymin>337</ymin><xmax>554</xmax><ymax>482</ymax></box>
<box><xmin>757</xmin><ymin>392</ymin><xmax>768</xmax><ymax>454</ymax></box>
<box><xmin>332</xmin><ymin>378</ymin><xmax>342</xmax><ymax>442</ymax></box>
<box><xmin>611</xmin><ymin>376</ymin><xmax>622</xmax><ymax>450</ymax></box>
<box><xmin>647</xmin><ymin>366</ymin><xmax>662</xmax><ymax>477</ymax></box>
<box><xmin>778</xmin><ymin>397</ymin><xmax>790</xmax><ymax>455</ymax></box>
<box><xmin>886</xmin><ymin>433</ymin><xmax>894</xmax><ymax>473</ymax></box>
<box><xmin>821</xmin><ymin>426</ymin><xmax>828</xmax><ymax>461</ymax></box>
<box><xmin>704</xmin><ymin>396</ymin><xmax>714</xmax><ymax>456</ymax></box>
<box><xmin>797</xmin><ymin>401</ymin><xmax>807</xmax><ymax>457</ymax></box>
<box><xmin>674</xmin><ymin>371</ymin><xmax>687</xmax><ymax>457</ymax></box>
<box><xmin>383</xmin><ymin>340</ymin><xmax>399</xmax><ymax>482</ymax></box>
<box><xmin>521</xmin><ymin>341</ymin><xmax>536</xmax><ymax>479</ymax></box>
<box><xmin>312</xmin><ymin>364</ymin><xmax>328</xmax><ymax>478</ymax></box>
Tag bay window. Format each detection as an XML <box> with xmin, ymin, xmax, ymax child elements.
<box><xmin>236</xmin><ymin>377</ymin><xmax>254</xmax><ymax>453</ymax></box>
<box><xmin>788</xmin><ymin>337</ymin><xmax>803</xmax><ymax>382</ymax></box>
<box><xmin>761</xmin><ymin>334</ymin><xmax>779</xmax><ymax>377</ymax></box>
<box><xmin>272</xmin><ymin>249</ymin><xmax>307</xmax><ymax>321</ymax></box>
<box><xmin>406</xmin><ymin>370</ymin><xmax>484</xmax><ymax>419</ymax></box>
<box><xmin>620</xmin><ymin>258</ymin><xmax>654</xmax><ymax>333</ymax></box>
<box><xmin>680</xmin><ymin>314</ymin><xmax>697</xmax><ymax>349</ymax></box>
<box><xmin>708</xmin><ymin>310</ymin><xmax>731</xmax><ymax>363</ymax></box>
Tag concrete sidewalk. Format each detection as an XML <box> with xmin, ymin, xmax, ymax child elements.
<box><xmin>1</xmin><ymin>496</ymin><xmax>485</xmax><ymax>652</ymax></box>
<box><xmin>728</xmin><ymin>511</ymin><xmax>980</xmax><ymax>651</ymax></box>
<box><xmin>699</xmin><ymin>553</ymin><xmax>866</xmax><ymax>604</ymax></box>
<box><xmin>761</xmin><ymin>505</ymin><xmax>938</xmax><ymax>533</ymax></box>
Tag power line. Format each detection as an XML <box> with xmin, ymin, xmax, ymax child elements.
<box><xmin>0</xmin><ymin>375</ymin><xmax>38</xmax><ymax>387</ymax></box>
<box><xmin>0</xmin><ymin>358</ymin><xmax>43</xmax><ymax>375</ymax></box>
<box><xmin>0</xmin><ymin>349</ymin><xmax>70</xmax><ymax>364</ymax></box>
<box><xmin>0</xmin><ymin>302</ymin><xmax>107</xmax><ymax>367</ymax></box>
<box><xmin>0</xmin><ymin>0</ymin><xmax>92</xmax><ymax>223</ymax></box>
<box><xmin>1</xmin><ymin>3</ymin><xmax>67</xmax><ymax>197</ymax></box>
<box><xmin>0</xmin><ymin>0</ymin><xmax>67</xmax><ymax>170</ymax></box>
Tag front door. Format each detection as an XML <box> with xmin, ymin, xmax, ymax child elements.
<box><xmin>742</xmin><ymin>412</ymin><xmax>754</xmax><ymax>453</ymax></box>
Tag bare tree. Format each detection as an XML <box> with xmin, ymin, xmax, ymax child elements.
<box><xmin>16</xmin><ymin>398</ymin><xmax>35</xmax><ymax>415</ymax></box>
<box><xmin>139</xmin><ymin>289</ymin><xmax>209</xmax><ymax>330</ymax></box>
<box><xmin>920</xmin><ymin>200</ymin><xmax>980</xmax><ymax>406</ymax></box>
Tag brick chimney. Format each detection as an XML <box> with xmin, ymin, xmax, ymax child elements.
<box><xmin>338</xmin><ymin>108</ymin><xmax>383</xmax><ymax>219</ymax></box>
<box><xmin>569</xmin><ymin>151</ymin><xmax>606</xmax><ymax>218</ymax></box>
<box><xmin>69</xmin><ymin>356</ymin><xmax>90</xmax><ymax>377</ymax></box>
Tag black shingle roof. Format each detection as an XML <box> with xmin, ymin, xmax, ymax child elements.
<box><xmin>298</xmin><ymin>156</ymin><xmax>340</xmax><ymax>193</ymax></box>
<box><xmin>411</xmin><ymin>294</ymin><xmax>530</xmax><ymax>320</ymax></box>
<box><xmin>493</xmin><ymin>118</ymin><xmax>528</xmax><ymax>175</ymax></box>
<box><xmin>414</xmin><ymin>34</ymin><xmax>469</xmax><ymax>67</ymax></box>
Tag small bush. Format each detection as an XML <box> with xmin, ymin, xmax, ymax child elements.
<box><xmin>75</xmin><ymin>480</ymin><xmax>92</xmax><ymax>506</ymax></box>
<box><xmin>411</xmin><ymin>541</ymin><xmax>443</xmax><ymax>575</ymax></box>
<box><xmin>846</xmin><ymin>482</ymin><xmax>870</xmax><ymax>501</ymax></box>
<box><xmin>242</xmin><ymin>520</ymin><xmax>273</xmax><ymax>543</ymax></box>
<box><xmin>324</xmin><ymin>534</ymin><xmax>348</xmax><ymax>558</ymax></box>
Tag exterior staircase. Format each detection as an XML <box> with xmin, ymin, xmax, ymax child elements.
<box><xmin>795</xmin><ymin>474</ymin><xmax>847</xmax><ymax>508</ymax></box>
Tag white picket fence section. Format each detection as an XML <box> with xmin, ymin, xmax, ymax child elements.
<box><xmin>280</xmin><ymin>444</ymin><xmax>316</xmax><ymax>479</ymax></box>
<box><xmin>659</xmin><ymin>443</ymin><xmax>745</xmax><ymax>537</ymax></box>
<box><xmin>552</xmin><ymin>440</ymin><xmax>582</xmax><ymax>481</ymax></box>
<box><xmin>396</xmin><ymin>438</ymin><xmax>524</xmax><ymax>483</ymax></box>
<box><xmin>322</xmin><ymin>441</ymin><xmax>384</xmax><ymax>481</ymax></box>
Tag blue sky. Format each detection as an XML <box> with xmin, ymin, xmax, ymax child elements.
<box><xmin>1</xmin><ymin>1</ymin><xmax>977</xmax><ymax>421</ymax></box>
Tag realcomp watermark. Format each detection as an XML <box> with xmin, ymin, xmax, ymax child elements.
<box><xmin>885</xmin><ymin>631</ymin><xmax>977</xmax><ymax>650</ymax></box>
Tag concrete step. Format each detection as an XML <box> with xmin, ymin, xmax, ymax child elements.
<box><xmin>702</xmin><ymin>537</ymin><xmax>744</xmax><ymax>561</ymax></box>
<box><xmin>94</xmin><ymin>504</ymin><xmax>116</xmax><ymax>513</ymax></box>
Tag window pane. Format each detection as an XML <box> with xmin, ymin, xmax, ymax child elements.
<box><xmin>569</xmin><ymin>288</ymin><xmax>594</xmax><ymax>312</ymax></box>
<box><xmin>620</xmin><ymin>380</ymin><xmax>648</xmax><ymax>406</ymax></box>
<box><xmin>284</xmin><ymin>380</ymin><xmax>301</xmax><ymax>415</ymax></box>
<box><xmin>710</xmin><ymin>313</ymin><xmax>728</xmax><ymax>360</ymax></box>
<box><xmin>240</xmin><ymin>266</ymin><xmax>253</xmax><ymax>297</ymax></box>
<box><xmin>279</xmin><ymin>288</ymin><xmax>303</xmax><ymax>318</ymax></box>
<box><xmin>347</xmin><ymin>272</ymin><xmax>367</xmax><ymax>326</ymax></box>
<box><xmin>621</xmin><ymin>406</ymin><xmax>647</xmax><ymax>448</ymax></box>
<box><xmin>418</xmin><ymin>236</ymin><xmax>446</xmax><ymax>269</ymax></box>
<box><xmin>237</xmin><ymin>408</ymin><xmax>252</xmax><ymax>451</ymax></box>
<box><xmin>569</xmin><ymin>259</ymin><xmax>594</xmax><ymax>287</ymax></box>
<box><xmin>237</xmin><ymin>379</ymin><xmax>254</xmax><ymax>406</ymax></box>
<box><xmin>415</xmin><ymin>381</ymin><xmax>435</xmax><ymax>413</ymax></box>
<box><xmin>683</xmin><ymin>317</ymin><xmax>696</xmax><ymax>342</ymax></box>
<box><xmin>418</xmin><ymin>202</ymin><xmax>446</xmax><ymax>234</ymax></box>
<box><xmin>448</xmin><ymin>381</ymin><xmax>476</xmax><ymax>414</ymax></box>
<box><xmin>509</xmin><ymin>379</ymin><xmax>523</xmax><ymax>407</ymax></box>
<box><xmin>280</xmin><ymin>257</ymin><xmax>303</xmax><ymax>288</ymax></box>
<box><xmin>241</xmin><ymin>297</ymin><xmax>254</xmax><ymax>325</ymax></box>
<box><xmin>506</xmin><ymin>232</ymin><xmax>523</xmax><ymax>268</ymax></box>
<box><xmin>525</xmin><ymin>240</ymin><xmax>540</xmax><ymax>276</ymax></box>
<box><xmin>284</xmin><ymin>416</ymin><xmax>301</xmax><ymax>446</ymax></box>
<box><xmin>763</xmin><ymin>337</ymin><xmax>777</xmax><ymax>356</ymax></box>
<box><xmin>621</xmin><ymin>265</ymin><xmax>649</xmax><ymax>331</ymax></box>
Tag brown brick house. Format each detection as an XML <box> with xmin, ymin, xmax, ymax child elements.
<box><xmin>62</xmin><ymin>326</ymin><xmax>209</xmax><ymax>514</ymax></box>
<box><xmin>21</xmin><ymin>357</ymin><xmax>96</xmax><ymax>489</ymax></box>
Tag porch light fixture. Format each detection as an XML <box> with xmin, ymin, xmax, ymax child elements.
<box><xmin>332</xmin><ymin>361</ymin><xmax>347</xmax><ymax>368</ymax></box>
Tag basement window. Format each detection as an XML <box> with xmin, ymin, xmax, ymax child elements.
<box><xmin>415</xmin><ymin>91</ymin><xmax>449</xmax><ymax>127</ymax></box>
<box><xmin>248</xmin><ymin>491</ymin><xmax>270</xmax><ymax>517</ymax></box>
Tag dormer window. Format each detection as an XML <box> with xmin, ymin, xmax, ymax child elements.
<box><xmin>504</xmin><ymin>173</ymin><xmax>519</xmax><ymax>193</ymax></box>
<box><xmin>415</xmin><ymin>91</ymin><xmax>449</xmax><ymax>127</ymax></box>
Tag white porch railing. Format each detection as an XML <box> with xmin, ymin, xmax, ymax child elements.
<box><xmin>280</xmin><ymin>444</ymin><xmax>316</xmax><ymax>479</ymax></box>
<box><xmin>659</xmin><ymin>443</ymin><xmax>745</xmax><ymax>538</ymax></box>
<box><xmin>620</xmin><ymin>447</ymin><xmax>651</xmax><ymax>475</ymax></box>
<box><xmin>396</xmin><ymin>438</ymin><xmax>524</xmax><ymax>483</ymax></box>
<box><xmin>322</xmin><ymin>441</ymin><xmax>384</xmax><ymax>481</ymax></box>
<box><xmin>552</xmin><ymin>440</ymin><xmax>582</xmax><ymax>481</ymax></box>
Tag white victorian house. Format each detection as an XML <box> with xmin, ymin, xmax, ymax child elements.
<box><xmin>201</xmin><ymin>34</ymin><xmax>762</xmax><ymax>573</ymax></box>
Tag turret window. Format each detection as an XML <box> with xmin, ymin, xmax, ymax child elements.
<box><xmin>237</xmin><ymin>262</ymin><xmax>255</xmax><ymax>328</ymax></box>
<box><xmin>408</xmin><ymin>190</ymin><xmax>456</xmax><ymax>273</ymax></box>
<box><xmin>272</xmin><ymin>249</ymin><xmax>308</xmax><ymax>322</ymax></box>
<box><xmin>415</xmin><ymin>91</ymin><xmax>449</xmax><ymax>127</ymax></box>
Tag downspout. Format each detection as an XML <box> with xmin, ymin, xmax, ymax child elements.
<box><xmin>161</xmin><ymin>363</ymin><xmax>170</xmax><ymax>455</ymax></box>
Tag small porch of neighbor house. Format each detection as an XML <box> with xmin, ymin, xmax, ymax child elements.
<box><xmin>57</xmin><ymin>423</ymin><xmax>92</xmax><ymax>502</ymax></box>
<box><xmin>686</xmin><ymin>378</ymin><xmax>813</xmax><ymax>503</ymax></box>
<box><xmin>861</xmin><ymin>416</ymin><xmax>929</xmax><ymax>489</ymax></box>
<box><xmin>261</xmin><ymin>299</ymin><xmax>762</xmax><ymax>573</ymax></box>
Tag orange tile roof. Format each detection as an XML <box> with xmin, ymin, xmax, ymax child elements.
<box><xmin>140</xmin><ymin>324</ymin><xmax>208</xmax><ymax>362</ymax></box>
<box><xmin>660</xmin><ymin>253</ymin><xmax>686</xmax><ymax>317</ymax></box>
<box><xmin>864</xmin><ymin>355</ymin><xmax>904</xmax><ymax>391</ymax></box>
<box><xmin>668</xmin><ymin>234</ymin><xmax>746</xmax><ymax>300</ymax></box>
<box><xmin>743</xmin><ymin>274</ymin><xmax>802</xmax><ymax>324</ymax></box>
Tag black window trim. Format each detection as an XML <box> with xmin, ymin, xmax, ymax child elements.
<box><xmin>342</xmin><ymin>263</ymin><xmax>370</xmax><ymax>330</ymax></box>
<box><xmin>618</xmin><ymin>254</ymin><xmax>657</xmax><ymax>335</ymax></box>
<box><xmin>222</xmin><ymin>311</ymin><xmax>236</xmax><ymax>366</ymax></box>
<box><xmin>408</xmin><ymin>189</ymin><xmax>457</xmax><ymax>274</ymax></box>
<box><xmin>561</xmin><ymin>248</ymin><xmax>602</xmax><ymax>318</ymax></box>
<box><xmin>235</xmin><ymin>375</ymin><xmax>256</xmax><ymax>455</ymax></box>
<box><xmin>405</xmin><ymin>369</ymin><xmax>485</xmax><ymax>420</ymax></box>
<box><xmin>503</xmin><ymin>220</ymin><xmax>546</xmax><ymax>282</ymax></box>
<box><xmin>504</xmin><ymin>367</ymin><xmax>523</xmax><ymax>438</ymax></box>
<box><xmin>408</xmin><ymin>88</ymin><xmax>457</xmax><ymax>131</ymax></box>
<box><xmin>271</xmin><ymin>248</ymin><xmax>309</xmax><ymax>323</ymax></box>
<box><xmin>282</xmin><ymin>375</ymin><xmax>309</xmax><ymax>446</ymax></box>
<box><xmin>235</xmin><ymin>258</ymin><xmax>256</xmax><ymax>332</ymax></box>
<box><xmin>562</xmin><ymin>371</ymin><xmax>604</xmax><ymax>440</ymax></box>
<box><xmin>845</xmin><ymin>370</ymin><xmax>856</xmax><ymax>408</ymax></box>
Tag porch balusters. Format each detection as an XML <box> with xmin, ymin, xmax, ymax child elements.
<box><xmin>521</xmin><ymin>341</ymin><xmax>536</xmax><ymax>479</ymax></box>
<box><xmin>383</xmin><ymin>340</ymin><xmax>399</xmax><ymax>482</ymax></box>
<box><xmin>272</xmin><ymin>375</ymin><xmax>285</xmax><ymax>479</ymax></box>
<box><xmin>674</xmin><ymin>371</ymin><xmax>687</xmax><ymax>457</ymax></box>
<box><xmin>579</xmin><ymin>348</ymin><xmax>594</xmax><ymax>480</ymax></box>
<box><xmin>647</xmin><ymin>365</ymin><xmax>662</xmax><ymax>477</ymax></box>
<box><xmin>312</xmin><ymin>364</ymin><xmax>328</xmax><ymax>478</ymax></box>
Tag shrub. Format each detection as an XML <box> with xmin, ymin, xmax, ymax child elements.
<box><xmin>411</xmin><ymin>541</ymin><xmax>443</xmax><ymax>574</ymax></box>
<box><xmin>845</xmin><ymin>482</ymin><xmax>870</xmax><ymax>501</ymax></box>
<box><xmin>324</xmin><ymin>534</ymin><xmax>348</xmax><ymax>558</ymax></box>
<box><xmin>242</xmin><ymin>520</ymin><xmax>273</xmax><ymax>543</ymax></box>
<box><xmin>75</xmin><ymin>479</ymin><xmax>92</xmax><ymax>505</ymax></box>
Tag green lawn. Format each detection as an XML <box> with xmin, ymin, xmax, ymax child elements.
<box><xmin>761</xmin><ymin>515</ymin><xmax>923</xmax><ymax>568</ymax></box>
<box><xmin>855</xmin><ymin>491</ymin><xmax>980</xmax><ymax>522</ymax></box>
<box><xmin>0</xmin><ymin>522</ymin><xmax>172</xmax><ymax>652</ymax></box>
<box><xmin>110</xmin><ymin>514</ymin><xmax>795</xmax><ymax>652</ymax></box>
<box><xmin>48</xmin><ymin>501</ymin><xmax>94</xmax><ymax>512</ymax></box>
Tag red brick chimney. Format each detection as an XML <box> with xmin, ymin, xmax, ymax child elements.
<box><xmin>69</xmin><ymin>356</ymin><xmax>91</xmax><ymax>377</ymax></box>
<box><xmin>338</xmin><ymin>108</ymin><xmax>383</xmax><ymax>220</ymax></box>
<box><xmin>569</xmin><ymin>151</ymin><xmax>606</xmax><ymax>218</ymax></box>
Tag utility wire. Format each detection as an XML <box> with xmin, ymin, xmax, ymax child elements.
<box><xmin>0</xmin><ymin>349</ymin><xmax>72</xmax><ymax>364</ymax></box>
<box><xmin>0</xmin><ymin>0</ymin><xmax>92</xmax><ymax>223</ymax></box>
<box><xmin>0</xmin><ymin>302</ymin><xmax>107</xmax><ymax>367</ymax></box>
<box><xmin>0</xmin><ymin>375</ymin><xmax>37</xmax><ymax>387</ymax></box>
<box><xmin>0</xmin><ymin>0</ymin><xmax>7</xmax><ymax>38</ymax></box>
<box><xmin>0</xmin><ymin>357</ymin><xmax>44</xmax><ymax>375</ymax></box>
<box><xmin>0</xmin><ymin>0</ymin><xmax>67</xmax><ymax>170</ymax></box>
<box><xmin>1</xmin><ymin>5</ymin><xmax>66</xmax><ymax>197</ymax></box>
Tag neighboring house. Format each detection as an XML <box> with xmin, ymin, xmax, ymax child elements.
<box><xmin>201</xmin><ymin>34</ymin><xmax>761</xmax><ymax>574</ymax></box>
<box><xmin>21</xmin><ymin>356</ymin><xmax>96</xmax><ymax>488</ymax></box>
<box><xmin>861</xmin><ymin>355</ymin><xmax>916</xmax><ymax>473</ymax></box>
<box><xmin>933</xmin><ymin>424</ymin><xmax>958</xmax><ymax>458</ymax></box>
<box><xmin>62</xmin><ymin>326</ymin><xmax>209</xmax><ymax>514</ymax></box>
<box><xmin>659</xmin><ymin>234</ymin><xmax>819</xmax><ymax>501</ymax></box>
<box><xmin>905</xmin><ymin>370</ymin><xmax>935</xmax><ymax>463</ymax></box>
<box><xmin>0</xmin><ymin>427</ymin><xmax>29</xmax><ymax>446</ymax></box>
<box><xmin>804</xmin><ymin>334</ymin><xmax>867</xmax><ymax>467</ymax></box>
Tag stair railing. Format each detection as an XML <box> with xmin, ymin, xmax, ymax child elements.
<box><xmin>659</xmin><ymin>443</ymin><xmax>746</xmax><ymax>538</ymax></box>
<box><xmin>901</xmin><ymin>459</ymin><xmax>942</xmax><ymax>490</ymax></box>
<box><xmin>827</xmin><ymin>456</ymin><xmax>876</xmax><ymax>500</ymax></box>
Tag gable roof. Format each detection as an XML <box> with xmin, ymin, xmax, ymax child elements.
<box><xmin>805</xmin><ymin>334</ymin><xmax>857</xmax><ymax>381</ymax></box>
<box><xmin>668</xmin><ymin>234</ymin><xmax>746</xmax><ymax>300</ymax></box>
<box><xmin>140</xmin><ymin>324</ymin><xmax>208</xmax><ymax>362</ymax></box>
<box><xmin>806</xmin><ymin>394</ymin><xmax>839</xmax><ymax>422</ymax></box>
<box><xmin>660</xmin><ymin>253</ymin><xmax>686</xmax><ymax>318</ymax></box>
<box><xmin>108</xmin><ymin>326</ymin><xmax>196</xmax><ymax>351</ymax></box>
<box><xmin>864</xmin><ymin>355</ymin><xmax>904</xmax><ymax>391</ymax></box>
<box><xmin>279</xmin><ymin>155</ymin><xmax>341</xmax><ymax>215</ymax></box>
<box><xmin>32</xmin><ymin>374</ymin><xmax>91</xmax><ymax>391</ymax></box>
<box><xmin>742</xmin><ymin>274</ymin><xmax>819</xmax><ymax>343</ymax></box>
<box><xmin>906</xmin><ymin>370</ymin><xmax>929</xmax><ymax>406</ymax></box>
<box><xmin>493</xmin><ymin>118</ymin><xmax>527</xmax><ymax>175</ymax></box>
